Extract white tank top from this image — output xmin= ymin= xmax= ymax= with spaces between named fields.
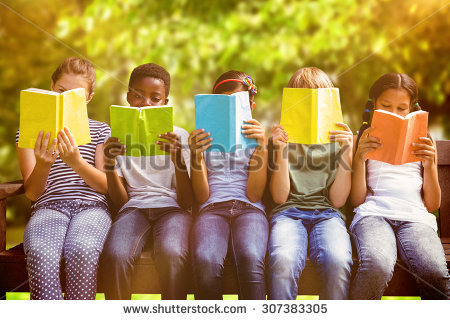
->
xmin=350 ymin=159 xmax=437 ymax=232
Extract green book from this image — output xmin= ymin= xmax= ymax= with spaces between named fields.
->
xmin=110 ymin=105 xmax=173 ymax=157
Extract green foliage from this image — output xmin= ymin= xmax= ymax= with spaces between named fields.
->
xmin=1 ymin=0 xmax=449 ymax=222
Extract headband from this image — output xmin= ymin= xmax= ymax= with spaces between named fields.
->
xmin=213 ymin=76 xmax=258 ymax=95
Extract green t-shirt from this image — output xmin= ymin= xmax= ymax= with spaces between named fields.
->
xmin=268 ymin=140 xmax=343 ymax=219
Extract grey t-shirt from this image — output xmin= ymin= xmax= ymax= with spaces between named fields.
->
xmin=116 ymin=126 xmax=190 ymax=213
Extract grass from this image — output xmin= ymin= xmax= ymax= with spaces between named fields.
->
xmin=5 ymin=293 xmax=420 ymax=300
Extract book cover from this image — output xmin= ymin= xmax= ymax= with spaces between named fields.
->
xmin=280 ymin=88 xmax=343 ymax=144
xmin=110 ymin=105 xmax=173 ymax=157
xmin=18 ymin=88 xmax=90 ymax=149
xmin=367 ymin=109 xmax=428 ymax=165
xmin=194 ymin=91 xmax=257 ymax=152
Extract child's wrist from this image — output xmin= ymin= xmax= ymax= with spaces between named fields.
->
xmin=191 ymin=151 xmax=203 ymax=163
xmin=104 ymin=159 xmax=116 ymax=171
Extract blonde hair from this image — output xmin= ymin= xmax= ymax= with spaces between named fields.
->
xmin=287 ymin=67 xmax=334 ymax=89
xmin=51 ymin=57 xmax=96 ymax=95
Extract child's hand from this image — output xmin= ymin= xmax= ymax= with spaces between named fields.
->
xmin=156 ymin=132 xmax=184 ymax=164
xmin=57 ymin=127 xmax=83 ymax=168
xmin=34 ymin=131 xmax=59 ymax=168
xmin=412 ymin=137 xmax=436 ymax=169
xmin=104 ymin=137 xmax=125 ymax=170
xmin=242 ymin=119 xmax=267 ymax=147
xmin=329 ymin=123 xmax=353 ymax=153
xmin=270 ymin=125 xmax=288 ymax=149
xmin=188 ymin=129 xmax=212 ymax=160
xmin=354 ymin=127 xmax=382 ymax=162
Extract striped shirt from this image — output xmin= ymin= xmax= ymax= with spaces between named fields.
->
xmin=16 ymin=119 xmax=110 ymax=208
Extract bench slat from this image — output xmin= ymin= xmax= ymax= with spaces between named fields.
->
xmin=0 ymin=181 xmax=24 ymax=200
xmin=437 ymin=140 xmax=450 ymax=165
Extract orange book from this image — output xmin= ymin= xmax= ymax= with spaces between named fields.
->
xmin=367 ymin=109 xmax=428 ymax=165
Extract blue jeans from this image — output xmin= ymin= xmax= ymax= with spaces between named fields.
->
xmin=268 ymin=207 xmax=352 ymax=300
xmin=349 ymin=216 xmax=450 ymax=299
xmin=190 ymin=200 xmax=269 ymax=299
xmin=100 ymin=207 xmax=192 ymax=300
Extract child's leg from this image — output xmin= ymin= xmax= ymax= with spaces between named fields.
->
xmin=23 ymin=207 xmax=70 ymax=300
xmin=267 ymin=210 xmax=308 ymax=300
xmin=396 ymin=221 xmax=450 ymax=299
xmin=349 ymin=216 xmax=397 ymax=299
xmin=308 ymin=210 xmax=352 ymax=299
xmin=190 ymin=205 xmax=230 ymax=300
xmin=229 ymin=206 xmax=268 ymax=300
xmin=63 ymin=203 xmax=111 ymax=300
xmin=151 ymin=208 xmax=192 ymax=300
xmin=99 ymin=208 xmax=151 ymax=300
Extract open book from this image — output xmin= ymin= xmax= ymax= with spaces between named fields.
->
xmin=367 ymin=109 xmax=428 ymax=165
xmin=280 ymin=88 xmax=343 ymax=144
xmin=194 ymin=91 xmax=257 ymax=152
xmin=110 ymin=105 xmax=173 ymax=157
xmin=18 ymin=88 xmax=91 ymax=148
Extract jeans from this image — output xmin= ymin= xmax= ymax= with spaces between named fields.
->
xmin=100 ymin=207 xmax=192 ymax=300
xmin=268 ymin=207 xmax=352 ymax=300
xmin=190 ymin=200 xmax=269 ymax=300
xmin=349 ymin=216 xmax=450 ymax=299
xmin=24 ymin=200 xmax=111 ymax=300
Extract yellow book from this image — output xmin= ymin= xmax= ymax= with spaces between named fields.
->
xmin=280 ymin=88 xmax=343 ymax=144
xmin=18 ymin=88 xmax=91 ymax=149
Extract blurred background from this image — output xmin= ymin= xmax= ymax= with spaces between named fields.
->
xmin=1 ymin=0 xmax=450 ymax=239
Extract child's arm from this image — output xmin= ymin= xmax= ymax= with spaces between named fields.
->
xmin=188 ymin=129 xmax=211 ymax=205
xmin=57 ymin=127 xmax=108 ymax=194
xmin=269 ymin=125 xmax=290 ymax=204
xmin=328 ymin=123 xmax=353 ymax=208
xmin=17 ymin=131 xmax=59 ymax=201
xmin=104 ymin=137 xmax=129 ymax=208
xmin=157 ymin=132 xmax=194 ymax=209
xmin=413 ymin=136 xmax=441 ymax=212
xmin=350 ymin=127 xmax=382 ymax=207
xmin=242 ymin=119 xmax=267 ymax=202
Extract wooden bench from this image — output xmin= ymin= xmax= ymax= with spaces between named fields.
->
xmin=1 ymin=141 xmax=449 ymax=299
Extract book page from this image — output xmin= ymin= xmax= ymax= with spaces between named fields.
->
xmin=317 ymin=88 xmax=344 ymax=144
xmin=233 ymin=91 xmax=257 ymax=151
xmin=110 ymin=105 xmax=140 ymax=156
xmin=195 ymin=94 xmax=232 ymax=152
xmin=367 ymin=110 xmax=408 ymax=165
xmin=140 ymin=106 xmax=173 ymax=156
xmin=18 ymin=89 xmax=59 ymax=149
xmin=401 ymin=111 xmax=428 ymax=164
xmin=280 ymin=88 xmax=315 ymax=144
xmin=61 ymin=88 xmax=91 ymax=146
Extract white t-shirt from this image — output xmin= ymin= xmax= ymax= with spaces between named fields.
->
xmin=116 ymin=126 xmax=190 ymax=213
xmin=350 ymin=159 xmax=438 ymax=232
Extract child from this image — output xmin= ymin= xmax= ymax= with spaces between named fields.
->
xmin=189 ymin=71 xmax=268 ymax=299
xmin=16 ymin=57 xmax=111 ymax=300
xmin=267 ymin=67 xmax=353 ymax=300
xmin=349 ymin=72 xmax=450 ymax=299
xmin=100 ymin=63 xmax=193 ymax=300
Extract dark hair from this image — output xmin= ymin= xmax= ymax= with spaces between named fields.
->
xmin=213 ymin=70 xmax=256 ymax=103
xmin=356 ymin=73 xmax=423 ymax=195
xmin=51 ymin=57 xmax=96 ymax=95
xmin=128 ymin=63 xmax=170 ymax=96
xmin=356 ymin=73 xmax=421 ymax=146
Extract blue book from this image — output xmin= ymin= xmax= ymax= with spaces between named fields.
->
xmin=194 ymin=91 xmax=257 ymax=152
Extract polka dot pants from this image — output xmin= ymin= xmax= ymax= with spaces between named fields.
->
xmin=23 ymin=200 xmax=111 ymax=300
